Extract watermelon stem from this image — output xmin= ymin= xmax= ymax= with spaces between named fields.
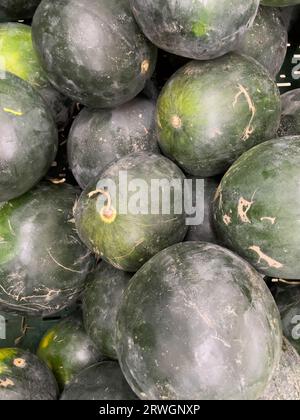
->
xmin=88 ymin=189 xmax=116 ymax=223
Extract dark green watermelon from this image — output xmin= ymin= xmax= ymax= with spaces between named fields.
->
xmin=156 ymin=53 xmax=281 ymax=177
xmin=0 ymin=23 xmax=73 ymax=129
xmin=260 ymin=339 xmax=300 ymax=400
xmin=0 ymin=72 xmax=58 ymax=202
xmin=82 ymin=263 xmax=132 ymax=359
xmin=0 ymin=348 xmax=58 ymax=400
xmin=0 ymin=0 xmax=41 ymax=22
xmin=37 ymin=315 xmax=103 ymax=391
xmin=130 ymin=0 xmax=259 ymax=60
xmin=0 ymin=305 xmax=79 ymax=353
xmin=235 ymin=6 xmax=287 ymax=78
xmin=278 ymin=89 xmax=300 ymax=136
xmin=116 ymin=242 xmax=282 ymax=400
xmin=262 ymin=1 xmax=300 ymax=6
xmin=213 ymin=136 xmax=300 ymax=280
xmin=0 ymin=183 xmax=94 ymax=317
xmin=75 ymin=152 xmax=188 ymax=272
xmin=68 ymin=97 xmax=159 ymax=189
xmin=60 ymin=361 xmax=137 ymax=400
xmin=272 ymin=283 xmax=300 ymax=354
xmin=185 ymin=177 xmax=219 ymax=243
xmin=32 ymin=0 xmax=157 ymax=108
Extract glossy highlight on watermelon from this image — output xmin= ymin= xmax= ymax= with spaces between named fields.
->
xmin=0 ymin=72 xmax=58 ymax=202
xmin=156 ymin=53 xmax=281 ymax=177
xmin=0 ymin=183 xmax=94 ymax=317
xmin=75 ymin=152 xmax=188 ymax=272
xmin=0 ymin=348 xmax=58 ymax=400
xmin=68 ymin=97 xmax=159 ymax=189
xmin=60 ymin=361 xmax=137 ymax=400
xmin=32 ymin=0 xmax=157 ymax=108
xmin=37 ymin=315 xmax=103 ymax=390
xmin=130 ymin=0 xmax=259 ymax=60
xmin=116 ymin=242 xmax=282 ymax=400
xmin=82 ymin=262 xmax=132 ymax=359
xmin=213 ymin=136 xmax=300 ymax=279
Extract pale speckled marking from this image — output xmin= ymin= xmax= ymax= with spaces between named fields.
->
xmin=0 ymin=378 xmax=14 ymax=388
xmin=249 ymin=246 xmax=283 ymax=269
xmin=223 ymin=214 xmax=232 ymax=225
xmin=238 ymin=197 xmax=254 ymax=223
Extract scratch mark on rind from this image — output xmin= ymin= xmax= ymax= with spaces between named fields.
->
xmin=249 ymin=245 xmax=283 ymax=269
xmin=47 ymin=249 xmax=83 ymax=274
xmin=260 ymin=217 xmax=276 ymax=225
xmin=233 ymin=84 xmax=256 ymax=141
xmin=0 ymin=378 xmax=14 ymax=388
xmin=238 ymin=197 xmax=254 ymax=223
xmin=223 ymin=214 xmax=232 ymax=225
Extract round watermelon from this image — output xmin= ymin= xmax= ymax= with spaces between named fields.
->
xmin=0 ymin=0 xmax=41 ymax=22
xmin=156 ymin=53 xmax=281 ymax=177
xmin=68 ymin=97 xmax=159 ymax=189
xmin=0 ymin=23 xmax=73 ymax=128
xmin=0 ymin=348 xmax=58 ymax=400
xmin=130 ymin=0 xmax=259 ymax=60
xmin=278 ymin=89 xmax=300 ymax=136
xmin=32 ymin=0 xmax=157 ymax=108
xmin=235 ymin=6 xmax=287 ymax=78
xmin=82 ymin=262 xmax=132 ymax=359
xmin=37 ymin=315 xmax=103 ymax=390
xmin=0 ymin=72 xmax=58 ymax=202
xmin=75 ymin=152 xmax=188 ymax=272
xmin=213 ymin=136 xmax=300 ymax=280
xmin=0 ymin=183 xmax=94 ymax=317
xmin=273 ymin=283 xmax=300 ymax=354
xmin=116 ymin=242 xmax=282 ymax=400
xmin=60 ymin=361 xmax=137 ymax=400
xmin=260 ymin=339 xmax=300 ymax=400
xmin=184 ymin=177 xmax=219 ymax=243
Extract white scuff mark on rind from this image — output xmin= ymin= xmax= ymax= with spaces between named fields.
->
xmin=170 ymin=115 xmax=182 ymax=129
xmin=260 ymin=217 xmax=276 ymax=225
xmin=249 ymin=246 xmax=283 ymax=269
xmin=233 ymin=84 xmax=256 ymax=141
xmin=238 ymin=197 xmax=254 ymax=223
xmin=223 ymin=214 xmax=232 ymax=225
xmin=0 ymin=378 xmax=14 ymax=388
xmin=214 ymin=185 xmax=223 ymax=210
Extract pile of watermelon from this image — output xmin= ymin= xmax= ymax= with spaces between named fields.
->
xmin=0 ymin=0 xmax=300 ymax=401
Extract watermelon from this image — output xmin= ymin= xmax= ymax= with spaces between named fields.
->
xmin=82 ymin=262 xmax=132 ymax=359
xmin=0 ymin=0 xmax=41 ymax=22
xmin=0 ymin=183 xmax=94 ymax=317
xmin=213 ymin=136 xmax=300 ymax=280
xmin=0 ymin=305 xmax=78 ymax=353
xmin=0 ymin=348 xmax=58 ymax=400
xmin=185 ymin=177 xmax=219 ymax=243
xmin=156 ymin=53 xmax=281 ymax=177
xmin=32 ymin=0 xmax=157 ymax=108
xmin=0 ymin=23 xmax=73 ymax=128
xmin=235 ymin=6 xmax=287 ymax=78
xmin=0 ymin=72 xmax=58 ymax=202
xmin=37 ymin=315 xmax=103 ymax=391
xmin=116 ymin=242 xmax=282 ymax=400
xmin=278 ymin=89 xmax=300 ymax=136
xmin=68 ymin=97 xmax=159 ymax=189
xmin=75 ymin=152 xmax=188 ymax=272
xmin=260 ymin=339 xmax=300 ymax=400
xmin=60 ymin=361 xmax=137 ymax=400
xmin=130 ymin=0 xmax=259 ymax=60
xmin=262 ymin=1 xmax=300 ymax=6
xmin=272 ymin=283 xmax=300 ymax=354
